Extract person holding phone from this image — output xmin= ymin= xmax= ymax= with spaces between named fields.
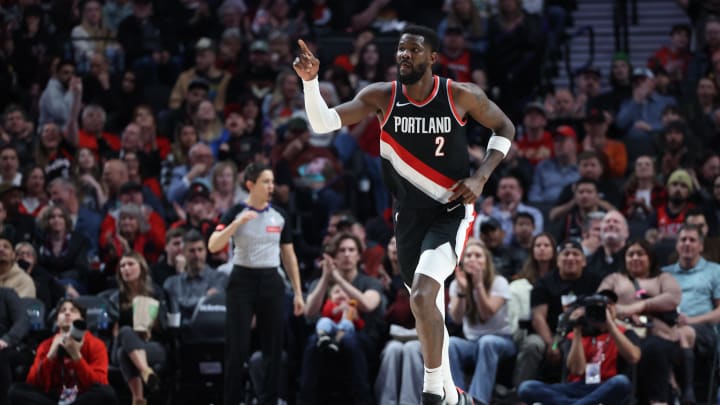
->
xmin=9 ymin=298 xmax=117 ymax=405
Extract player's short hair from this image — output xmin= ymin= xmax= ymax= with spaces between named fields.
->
xmin=400 ymin=24 xmax=440 ymax=53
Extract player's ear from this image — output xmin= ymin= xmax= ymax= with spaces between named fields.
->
xmin=430 ymin=51 xmax=438 ymax=64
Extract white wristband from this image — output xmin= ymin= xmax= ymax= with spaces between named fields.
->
xmin=487 ymin=134 xmax=511 ymax=158
xmin=302 ymin=77 xmax=342 ymax=134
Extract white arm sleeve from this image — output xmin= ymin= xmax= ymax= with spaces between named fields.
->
xmin=302 ymin=78 xmax=342 ymax=134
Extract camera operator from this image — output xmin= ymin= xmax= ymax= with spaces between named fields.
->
xmin=518 ymin=290 xmax=641 ymax=404
xmin=514 ymin=239 xmax=603 ymax=385
xmin=8 ymin=298 xmax=117 ymax=405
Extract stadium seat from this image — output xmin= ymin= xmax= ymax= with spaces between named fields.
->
xmin=176 ymin=292 xmax=227 ymax=404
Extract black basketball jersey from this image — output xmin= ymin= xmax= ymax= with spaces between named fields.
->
xmin=380 ymin=76 xmax=469 ymax=208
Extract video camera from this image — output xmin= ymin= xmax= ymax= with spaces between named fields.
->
xmin=581 ymin=294 xmax=610 ymax=324
xmin=558 ymin=292 xmax=615 ymax=337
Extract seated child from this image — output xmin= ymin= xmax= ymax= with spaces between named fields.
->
xmin=316 ymin=280 xmax=365 ymax=352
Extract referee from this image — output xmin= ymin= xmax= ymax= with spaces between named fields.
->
xmin=208 ymin=163 xmax=305 ymax=405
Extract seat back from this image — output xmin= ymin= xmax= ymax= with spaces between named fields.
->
xmin=178 ymin=293 xmax=226 ymax=403
xmin=71 ymin=295 xmax=113 ymax=333
xmin=21 ymin=297 xmax=47 ymax=333
xmin=182 ymin=292 xmax=226 ymax=344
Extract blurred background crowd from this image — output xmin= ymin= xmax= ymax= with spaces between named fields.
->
xmin=0 ymin=0 xmax=718 ymax=404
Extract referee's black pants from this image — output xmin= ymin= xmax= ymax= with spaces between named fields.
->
xmin=224 ymin=266 xmax=285 ymax=405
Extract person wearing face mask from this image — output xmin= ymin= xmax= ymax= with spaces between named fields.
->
xmin=14 ymin=242 xmax=73 ymax=311
xmin=8 ymin=299 xmax=116 ymax=405
xmin=0 ymin=237 xmax=35 ymax=298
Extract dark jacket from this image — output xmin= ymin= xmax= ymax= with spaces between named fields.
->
xmin=36 ymin=231 xmax=90 ymax=281
xmin=0 ymin=287 xmax=30 ymax=346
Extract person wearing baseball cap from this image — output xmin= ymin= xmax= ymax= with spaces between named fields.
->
xmin=517 ymin=101 xmax=553 ymax=166
xmin=582 ymin=108 xmax=627 ymax=179
xmin=527 ymin=125 xmax=580 ymax=204
xmin=616 ymin=63 xmax=677 ymax=151
xmin=169 ymin=37 xmax=232 ymax=113
xmin=519 ymin=280 xmax=640 ymax=405
xmin=476 ymin=216 xmax=525 ymax=278
xmin=169 ymin=180 xmax=219 ymax=248
xmin=575 ymin=65 xmax=602 ymax=114
xmin=652 ymin=169 xmax=695 ymax=240
xmin=513 ymin=236 xmax=603 ymax=385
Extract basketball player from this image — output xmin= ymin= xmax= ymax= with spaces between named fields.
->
xmin=293 ymin=25 xmax=515 ymax=405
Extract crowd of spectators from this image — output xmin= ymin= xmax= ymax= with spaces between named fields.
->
xmin=0 ymin=0 xmax=719 ymax=404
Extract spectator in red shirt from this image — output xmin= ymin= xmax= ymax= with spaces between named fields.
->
xmin=332 ymin=30 xmax=375 ymax=73
xmin=516 ymin=102 xmax=553 ymax=166
xmin=77 ymin=105 xmax=120 ymax=161
xmin=101 ymin=202 xmax=163 ymax=267
xmin=648 ymin=24 xmax=692 ymax=86
xmin=518 ymin=290 xmax=640 ymax=405
xmin=9 ymin=298 xmax=117 ymax=405
xmin=315 ymin=279 xmax=366 ymax=352
xmin=437 ymin=26 xmax=485 ymax=85
xmin=100 ymin=182 xmax=166 ymax=265
xmin=650 ymin=169 xmax=696 ymax=240
xmin=122 ymin=152 xmax=162 ymax=200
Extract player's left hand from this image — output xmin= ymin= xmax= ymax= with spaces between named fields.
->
xmin=449 ymin=177 xmax=486 ymax=205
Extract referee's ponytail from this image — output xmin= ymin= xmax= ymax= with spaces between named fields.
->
xmin=242 ymin=163 xmax=272 ymax=191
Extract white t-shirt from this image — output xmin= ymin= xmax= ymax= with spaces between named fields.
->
xmin=635 ymin=189 xmax=651 ymax=208
xmin=508 ymin=278 xmax=533 ymax=335
xmin=449 ymin=275 xmax=511 ymax=340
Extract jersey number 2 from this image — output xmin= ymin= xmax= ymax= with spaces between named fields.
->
xmin=435 ymin=136 xmax=445 ymax=157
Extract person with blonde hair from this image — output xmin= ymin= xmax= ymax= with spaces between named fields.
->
xmin=448 ymin=238 xmax=514 ymax=404
xmin=71 ymin=0 xmax=122 ymax=73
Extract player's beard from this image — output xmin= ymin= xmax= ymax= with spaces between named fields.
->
xmin=398 ymin=62 xmax=428 ymax=85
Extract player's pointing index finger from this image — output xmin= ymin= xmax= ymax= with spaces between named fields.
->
xmin=297 ymin=39 xmax=312 ymax=56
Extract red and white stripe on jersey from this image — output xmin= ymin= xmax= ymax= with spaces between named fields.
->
xmin=380 ymin=81 xmax=397 ymax=127
xmin=454 ymin=204 xmax=476 ymax=264
xmin=402 ymin=76 xmax=440 ymax=106
xmin=380 ymin=130 xmax=456 ymax=203
xmin=446 ymin=79 xmax=468 ymax=126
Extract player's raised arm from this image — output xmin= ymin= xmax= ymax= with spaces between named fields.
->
xmin=293 ymin=39 xmax=382 ymax=133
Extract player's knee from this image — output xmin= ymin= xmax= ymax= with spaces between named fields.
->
xmin=410 ymin=288 xmax=435 ymax=317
